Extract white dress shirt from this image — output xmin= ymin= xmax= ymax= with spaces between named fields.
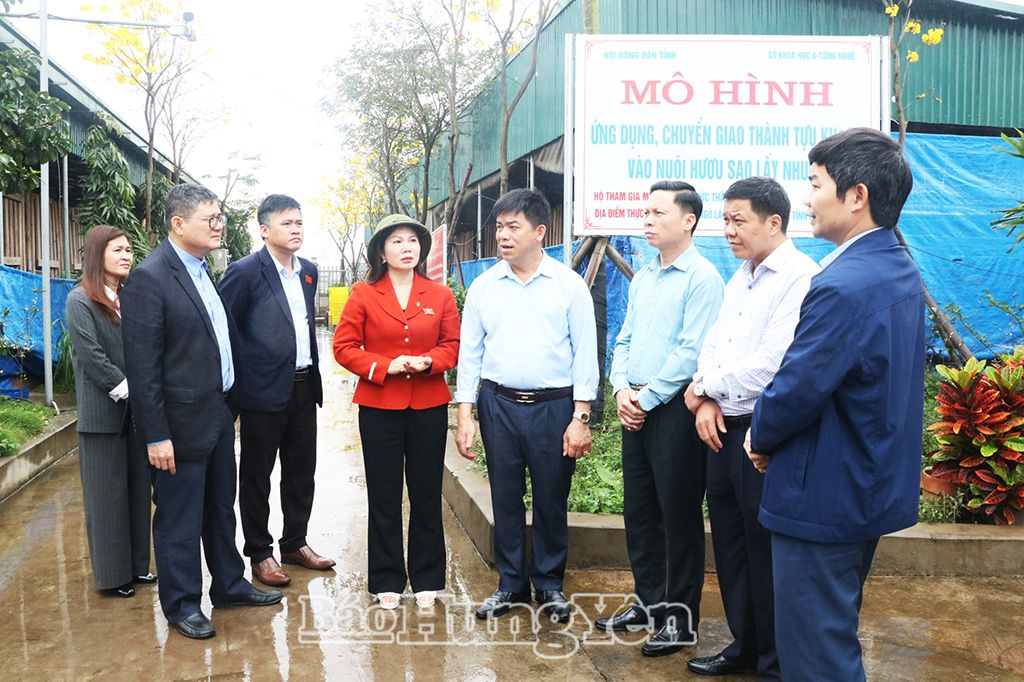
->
xmin=276 ymin=256 xmax=313 ymax=369
xmin=695 ymin=238 xmax=821 ymax=416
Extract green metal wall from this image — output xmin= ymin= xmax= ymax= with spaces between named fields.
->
xmin=67 ymin=110 xmax=152 ymax=187
xmin=599 ymin=0 xmax=1023 ymax=128
xmin=426 ymin=0 xmax=1024 ymax=205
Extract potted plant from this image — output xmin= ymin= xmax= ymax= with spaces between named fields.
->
xmin=921 ymin=370 xmax=959 ymax=497
xmin=927 ymin=349 xmax=1024 ymax=525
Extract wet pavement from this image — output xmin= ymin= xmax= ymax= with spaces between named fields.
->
xmin=1 ymin=336 xmax=1022 ymax=681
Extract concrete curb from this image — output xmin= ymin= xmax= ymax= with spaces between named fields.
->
xmin=441 ymin=432 xmax=1024 ymax=577
xmin=0 ymin=410 xmax=78 ymax=504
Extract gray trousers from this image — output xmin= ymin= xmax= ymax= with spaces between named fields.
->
xmin=78 ymin=431 xmax=152 ymax=589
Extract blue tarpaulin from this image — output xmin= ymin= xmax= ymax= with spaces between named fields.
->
xmin=454 ymin=132 xmax=1024 ymax=365
xmin=0 ymin=266 xmax=76 ymax=378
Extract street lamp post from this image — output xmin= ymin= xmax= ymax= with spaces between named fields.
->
xmin=0 ymin=5 xmax=195 ymax=406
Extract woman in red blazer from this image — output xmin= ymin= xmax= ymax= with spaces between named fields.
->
xmin=333 ymin=214 xmax=460 ymax=611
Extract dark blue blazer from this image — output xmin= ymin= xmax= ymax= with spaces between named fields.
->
xmin=219 ymin=246 xmax=323 ymax=412
xmin=750 ymin=228 xmax=925 ymax=543
xmin=122 ymin=239 xmax=242 ymax=460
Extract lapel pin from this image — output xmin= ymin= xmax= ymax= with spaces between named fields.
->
xmin=423 ymin=307 xmax=435 ymax=315
xmin=304 ymin=275 xmax=313 ymax=284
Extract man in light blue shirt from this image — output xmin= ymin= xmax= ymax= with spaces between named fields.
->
xmin=455 ymin=188 xmax=598 ymax=624
xmin=597 ymin=181 xmax=724 ymax=657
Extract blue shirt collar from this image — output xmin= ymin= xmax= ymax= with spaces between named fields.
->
xmin=496 ymin=253 xmax=557 ymax=283
xmin=645 ymin=244 xmax=698 ymax=273
xmin=169 ymin=239 xmax=206 ymax=277
xmin=275 ymin=254 xmax=299 ymax=278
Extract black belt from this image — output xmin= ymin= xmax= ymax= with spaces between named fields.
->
xmin=722 ymin=413 xmax=752 ymax=428
xmin=481 ymin=379 xmax=573 ymax=404
xmin=295 ymin=367 xmax=311 ymax=381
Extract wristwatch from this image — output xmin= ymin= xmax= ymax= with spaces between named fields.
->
xmin=693 ymin=378 xmax=706 ymax=398
xmin=573 ymin=411 xmax=591 ymax=424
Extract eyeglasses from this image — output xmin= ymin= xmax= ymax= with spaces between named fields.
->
xmin=193 ymin=214 xmax=226 ymax=229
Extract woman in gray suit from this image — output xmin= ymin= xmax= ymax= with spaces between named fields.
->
xmin=66 ymin=225 xmax=155 ymax=597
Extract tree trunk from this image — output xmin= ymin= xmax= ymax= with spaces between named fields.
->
xmin=145 ymin=139 xmax=154 ymax=242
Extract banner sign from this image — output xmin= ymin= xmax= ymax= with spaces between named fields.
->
xmin=427 ymin=225 xmax=447 ymax=283
xmin=573 ymin=35 xmax=888 ymax=237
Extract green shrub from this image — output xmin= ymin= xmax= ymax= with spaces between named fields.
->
xmin=53 ymin=324 xmax=76 ymax=395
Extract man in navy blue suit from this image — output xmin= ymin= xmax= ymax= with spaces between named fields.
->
xmin=220 ymin=195 xmax=333 ymax=588
xmin=122 ymin=184 xmax=283 ymax=640
xmin=746 ymin=128 xmax=924 ymax=681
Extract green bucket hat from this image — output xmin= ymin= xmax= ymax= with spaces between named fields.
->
xmin=369 ymin=214 xmax=432 ymax=265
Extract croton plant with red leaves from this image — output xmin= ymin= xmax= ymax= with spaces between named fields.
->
xmin=928 ymin=348 xmax=1024 ymax=525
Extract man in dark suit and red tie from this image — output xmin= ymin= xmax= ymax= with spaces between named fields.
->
xmin=220 ymin=194 xmax=334 ymax=588
xmin=121 ymin=184 xmax=283 ymax=640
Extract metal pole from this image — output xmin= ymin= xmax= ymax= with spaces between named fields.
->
xmin=62 ymin=155 xmax=70 ymax=276
xmin=562 ymin=34 xmax=575 ymax=266
xmin=476 ymin=186 xmax=482 ymax=259
xmin=529 ymin=156 xmax=535 ymax=189
xmin=39 ymin=0 xmax=53 ymax=405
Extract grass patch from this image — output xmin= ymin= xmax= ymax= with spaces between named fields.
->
xmin=0 ymin=397 xmax=53 ymax=457
xmin=919 ymin=491 xmax=963 ymax=524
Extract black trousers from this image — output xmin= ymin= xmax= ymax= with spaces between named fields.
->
xmin=477 ymin=384 xmax=576 ymax=593
xmin=707 ymin=413 xmax=778 ymax=680
xmin=151 ymin=401 xmax=250 ymax=622
xmin=621 ymin=390 xmax=706 ymax=627
xmin=357 ymin=404 xmax=448 ymax=594
xmin=239 ymin=377 xmax=318 ymax=562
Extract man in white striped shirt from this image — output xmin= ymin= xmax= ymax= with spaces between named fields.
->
xmin=683 ymin=176 xmax=819 ymax=680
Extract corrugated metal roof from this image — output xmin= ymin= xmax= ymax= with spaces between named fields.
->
xmin=426 ymin=0 xmax=1024 ymax=205
xmin=0 ymin=18 xmax=199 ymax=187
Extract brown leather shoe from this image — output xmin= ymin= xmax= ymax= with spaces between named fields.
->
xmin=281 ymin=545 xmax=336 ymax=570
xmin=252 ymin=557 xmax=291 ymax=587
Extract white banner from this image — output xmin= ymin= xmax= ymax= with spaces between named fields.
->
xmin=572 ymin=35 xmax=888 ymax=237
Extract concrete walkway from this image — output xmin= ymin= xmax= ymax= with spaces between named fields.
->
xmin=0 ymin=344 xmax=1021 ymax=680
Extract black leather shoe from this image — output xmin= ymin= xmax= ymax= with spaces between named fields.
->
xmin=213 ymin=587 xmax=284 ymax=608
xmin=172 ymin=612 xmax=215 ymax=639
xmin=105 ymin=582 xmax=135 ymax=598
xmin=535 ymin=590 xmax=572 ymax=623
xmin=474 ymin=589 xmax=531 ymax=619
xmin=641 ymin=621 xmax=696 ymax=657
xmin=687 ymin=653 xmax=757 ymax=676
xmin=134 ymin=573 xmax=158 ymax=584
xmin=595 ymin=604 xmax=654 ymax=632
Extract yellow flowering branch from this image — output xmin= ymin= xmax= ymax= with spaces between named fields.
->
xmin=882 ymin=0 xmax=947 ymax=147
